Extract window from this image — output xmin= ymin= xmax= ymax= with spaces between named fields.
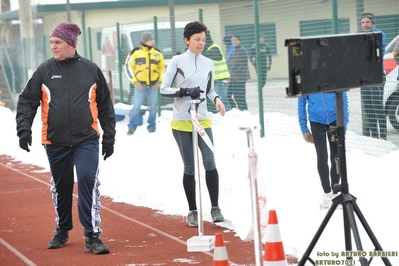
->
xmin=225 ymin=23 xmax=277 ymax=55
xmin=300 ymin=18 xmax=350 ymax=36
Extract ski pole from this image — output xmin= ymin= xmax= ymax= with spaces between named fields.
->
xmin=189 ymin=99 xmax=205 ymax=237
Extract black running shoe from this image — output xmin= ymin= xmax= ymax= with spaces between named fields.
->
xmin=211 ymin=206 xmax=224 ymax=223
xmin=85 ymin=234 xmax=110 ymax=255
xmin=47 ymin=229 xmax=69 ymax=249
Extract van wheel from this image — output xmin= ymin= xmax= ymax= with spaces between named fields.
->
xmin=386 ymin=92 xmax=399 ymax=131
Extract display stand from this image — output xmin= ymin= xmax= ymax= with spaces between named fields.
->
xmin=186 ymin=99 xmax=215 ymax=252
xmin=284 ymin=32 xmax=391 ymax=266
xmin=298 ymin=92 xmax=391 ymax=266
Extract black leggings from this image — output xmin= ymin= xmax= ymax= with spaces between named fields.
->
xmin=172 ymin=129 xmax=219 ymax=210
xmin=310 ymin=121 xmax=340 ymax=193
xmin=172 ymin=128 xmax=216 ymax=175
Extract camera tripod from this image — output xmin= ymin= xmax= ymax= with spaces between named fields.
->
xmin=298 ymin=91 xmax=391 ymax=266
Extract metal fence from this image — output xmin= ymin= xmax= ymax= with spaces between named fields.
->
xmin=1 ymin=0 xmax=399 ymax=153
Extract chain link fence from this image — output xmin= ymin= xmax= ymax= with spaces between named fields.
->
xmin=1 ymin=0 xmax=399 ymax=153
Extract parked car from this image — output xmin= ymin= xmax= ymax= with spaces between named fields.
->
xmin=383 ymin=34 xmax=399 ymax=131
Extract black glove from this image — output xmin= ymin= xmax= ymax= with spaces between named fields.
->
xmin=179 ymin=87 xmax=203 ymax=99
xmin=102 ymin=143 xmax=114 ymax=161
xmin=19 ymin=131 xmax=32 ymax=152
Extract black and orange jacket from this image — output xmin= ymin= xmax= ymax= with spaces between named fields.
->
xmin=16 ymin=53 xmax=116 ymax=146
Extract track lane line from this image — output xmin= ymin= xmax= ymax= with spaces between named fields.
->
xmin=0 ymin=161 xmax=239 ymax=265
xmin=0 ymin=237 xmax=37 ymax=266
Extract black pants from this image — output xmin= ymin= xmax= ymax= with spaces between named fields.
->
xmin=45 ymin=136 xmax=102 ymax=236
xmin=361 ymin=85 xmax=387 ymax=140
xmin=257 ymin=67 xmax=268 ymax=88
xmin=227 ymin=80 xmax=248 ymax=111
xmin=310 ymin=121 xmax=340 ymax=194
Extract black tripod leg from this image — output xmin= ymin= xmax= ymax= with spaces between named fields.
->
xmin=342 ymin=201 xmax=368 ymax=266
xmin=333 ymin=194 xmax=354 ymax=257
xmin=353 ymin=201 xmax=392 ymax=266
xmin=342 ymin=202 xmax=353 ymax=256
xmin=298 ymin=204 xmax=338 ymax=266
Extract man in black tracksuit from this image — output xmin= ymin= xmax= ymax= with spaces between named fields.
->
xmin=16 ymin=22 xmax=116 ymax=255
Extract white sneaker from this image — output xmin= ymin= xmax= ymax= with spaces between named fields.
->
xmin=320 ymin=192 xmax=333 ymax=210
xmin=321 ymin=192 xmax=343 ymax=210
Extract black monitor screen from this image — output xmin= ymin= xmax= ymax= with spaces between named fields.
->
xmin=285 ymin=32 xmax=383 ymax=96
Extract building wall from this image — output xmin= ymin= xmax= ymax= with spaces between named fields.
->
xmin=38 ymin=0 xmax=399 ymax=80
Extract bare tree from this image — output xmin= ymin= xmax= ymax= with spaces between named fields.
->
xmin=1 ymin=0 xmax=11 ymax=44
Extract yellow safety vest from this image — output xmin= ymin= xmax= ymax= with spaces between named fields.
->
xmin=207 ymin=43 xmax=230 ymax=80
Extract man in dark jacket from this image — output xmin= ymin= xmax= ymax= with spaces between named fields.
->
xmin=227 ymin=34 xmax=250 ymax=110
xmin=16 ymin=22 xmax=116 ymax=255
xmin=250 ymin=33 xmax=272 ymax=88
xmin=359 ymin=12 xmax=387 ymax=140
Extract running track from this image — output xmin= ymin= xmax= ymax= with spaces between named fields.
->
xmin=0 ymin=155 xmax=297 ymax=265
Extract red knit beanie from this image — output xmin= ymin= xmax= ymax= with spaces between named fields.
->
xmin=50 ymin=22 xmax=81 ymax=48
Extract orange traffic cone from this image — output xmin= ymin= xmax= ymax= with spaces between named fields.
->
xmin=263 ymin=210 xmax=287 ymax=266
xmin=213 ymin=232 xmax=229 ymax=266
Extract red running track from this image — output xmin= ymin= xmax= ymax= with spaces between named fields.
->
xmin=0 ymin=154 xmax=297 ymax=265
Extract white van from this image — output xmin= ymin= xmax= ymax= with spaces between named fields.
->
xmin=100 ymin=21 xmax=188 ymax=103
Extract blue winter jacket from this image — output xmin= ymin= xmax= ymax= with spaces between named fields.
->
xmin=298 ymin=92 xmax=349 ymax=134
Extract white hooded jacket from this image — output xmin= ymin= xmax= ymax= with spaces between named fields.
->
xmin=160 ymin=49 xmax=219 ymax=131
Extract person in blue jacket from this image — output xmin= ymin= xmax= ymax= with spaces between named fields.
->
xmin=298 ymin=92 xmax=349 ymax=209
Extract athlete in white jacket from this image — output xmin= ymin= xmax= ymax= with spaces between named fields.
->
xmin=160 ymin=21 xmax=226 ymax=227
